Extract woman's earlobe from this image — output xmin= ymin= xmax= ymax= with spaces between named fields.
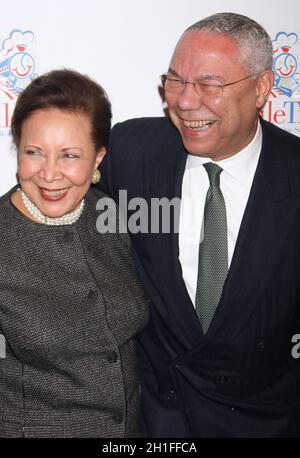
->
xmin=96 ymin=146 xmax=107 ymax=167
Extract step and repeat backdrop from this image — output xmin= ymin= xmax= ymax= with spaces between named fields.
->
xmin=1 ymin=0 xmax=300 ymax=194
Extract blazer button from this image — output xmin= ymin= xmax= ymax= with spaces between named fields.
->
xmin=87 ymin=289 xmax=98 ymax=301
xmin=257 ymin=341 xmax=265 ymax=350
xmin=107 ymin=352 xmax=118 ymax=363
xmin=217 ymin=375 xmax=228 ymax=383
xmin=113 ymin=411 xmax=123 ymax=424
xmin=63 ymin=229 xmax=74 ymax=242
xmin=167 ymin=389 xmax=176 ymax=400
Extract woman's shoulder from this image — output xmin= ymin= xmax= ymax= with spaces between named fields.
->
xmin=83 ymin=185 xmax=118 ymax=226
xmin=87 ymin=185 xmax=110 ymax=201
xmin=0 ymin=185 xmax=18 ymax=209
xmin=85 ymin=186 xmax=115 ymax=211
xmin=0 ymin=186 xmax=20 ymax=237
xmin=82 ymin=186 xmax=130 ymax=245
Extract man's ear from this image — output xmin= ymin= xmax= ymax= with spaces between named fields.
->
xmin=256 ymin=70 xmax=274 ymax=109
xmin=95 ymin=146 xmax=107 ymax=169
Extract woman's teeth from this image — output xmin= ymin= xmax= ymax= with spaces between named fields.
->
xmin=42 ymin=189 xmax=67 ymax=196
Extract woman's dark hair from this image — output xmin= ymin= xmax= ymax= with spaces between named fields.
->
xmin=11 ymin=68 xmax=112 ymax=151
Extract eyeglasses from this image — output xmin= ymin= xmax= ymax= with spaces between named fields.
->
xmin=160 ymin=72 xmax=258 ymax=99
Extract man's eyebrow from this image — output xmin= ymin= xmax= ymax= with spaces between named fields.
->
xmin=199 ymin=74 xmax=226 ymax=82
xmin=167 ymin=68 xmax=226 ymax=82
xmin=168 ymin=68 xmax=180 ymax=77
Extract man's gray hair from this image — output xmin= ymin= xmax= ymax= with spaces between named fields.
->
xmin=185 ymin=12 xmax=273 ymax=74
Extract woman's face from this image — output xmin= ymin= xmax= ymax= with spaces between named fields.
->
xmin=18 ymin=108 xmax=105 ymax=218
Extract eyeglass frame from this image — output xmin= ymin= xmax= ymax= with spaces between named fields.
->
xmin=160 ymin=72 xmax=259 ymax=97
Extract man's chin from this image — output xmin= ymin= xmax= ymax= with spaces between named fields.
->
xmin=182 ymin=141 xmax=216 ymax=159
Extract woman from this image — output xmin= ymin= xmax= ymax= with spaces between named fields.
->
xmin=0 ymin=69 xmax=148 ymax=438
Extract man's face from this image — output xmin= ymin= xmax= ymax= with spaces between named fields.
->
xmin=165 ymin=31 xmax=269 ymax=160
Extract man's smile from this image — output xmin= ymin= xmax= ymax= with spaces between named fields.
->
xmin=183 ymin=120 xmax=216 ymax=131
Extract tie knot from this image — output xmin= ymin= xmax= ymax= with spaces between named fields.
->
xmin=203 ymin=162 xmax=223 ymax=187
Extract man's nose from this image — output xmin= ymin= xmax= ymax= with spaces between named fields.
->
xmin=177 ymin=81 xmax=204 ymax=111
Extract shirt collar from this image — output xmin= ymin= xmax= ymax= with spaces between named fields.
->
xmin=186 ymin=121 xmax=262 ymax=186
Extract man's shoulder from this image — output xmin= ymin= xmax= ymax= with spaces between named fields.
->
xmin=114 ymin=116 xmax=171 ymax=130
xmin=104 ymin=117 xmax=183 ymax=194
xmin=261 ymin=121 xmax=300 ymax=196
xmin=261 ymin=118 xmax=300 ymax=154
xmin=112 ymin=116 xmax=179 ymax=144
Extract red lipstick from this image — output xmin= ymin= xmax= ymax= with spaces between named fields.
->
xmin=39 ymin=188 xmax=68 ymax=202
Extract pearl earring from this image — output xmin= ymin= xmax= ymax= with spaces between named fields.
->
xmin=91 ymin=169 xmax=100 ymax=184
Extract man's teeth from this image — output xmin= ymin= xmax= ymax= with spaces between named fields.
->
xmin=184 ymin=120 xmax=213 ymax=129
xmin=42 ymin=189 xmax=67 ymax=196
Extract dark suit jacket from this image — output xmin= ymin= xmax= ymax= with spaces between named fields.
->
xmin=100 ymin=117 xmax=300 ymax=438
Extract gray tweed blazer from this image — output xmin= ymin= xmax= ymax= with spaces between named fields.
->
xmin=0 ymin=186 xmax=149 ymax=438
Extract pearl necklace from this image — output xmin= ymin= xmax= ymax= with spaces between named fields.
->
xmin=20 ymin=190 xmax=84 ymax=225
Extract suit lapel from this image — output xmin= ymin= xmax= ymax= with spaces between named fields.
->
xmin=207 ymin=121 xmax=297 ymax=340
xmin=147 ymin=130 xmax=204 ymax=346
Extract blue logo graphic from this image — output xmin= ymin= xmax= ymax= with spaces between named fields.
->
xmin=0 ymin=29 xmax=37 ymax=101
xmin=272 ymin=32 xmax=300 ymax=98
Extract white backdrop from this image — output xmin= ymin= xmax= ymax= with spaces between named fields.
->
xmin=1 ymin=0 xmax=300 ymax=194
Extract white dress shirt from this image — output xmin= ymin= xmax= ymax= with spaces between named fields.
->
xmin=179 ymin=122 xmax=262 ymax=306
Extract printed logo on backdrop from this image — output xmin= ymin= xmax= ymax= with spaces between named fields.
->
xmin=261 ymin=32 xmax=300 ymax=136
xmin=0 ymin=29 xmax=37 ymax=137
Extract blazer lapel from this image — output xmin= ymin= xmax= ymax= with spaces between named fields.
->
xmin=207 ymin=122 xmax=297 ymax=340
xmin=147 ymin=132 xmax=204 ymax=346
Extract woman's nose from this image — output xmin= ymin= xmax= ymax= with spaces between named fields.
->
xmin=39 ymin=158 xmax=63 ymax=182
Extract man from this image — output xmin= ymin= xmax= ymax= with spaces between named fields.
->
xmin=100 ymin=12 xmax=300 ymax=437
